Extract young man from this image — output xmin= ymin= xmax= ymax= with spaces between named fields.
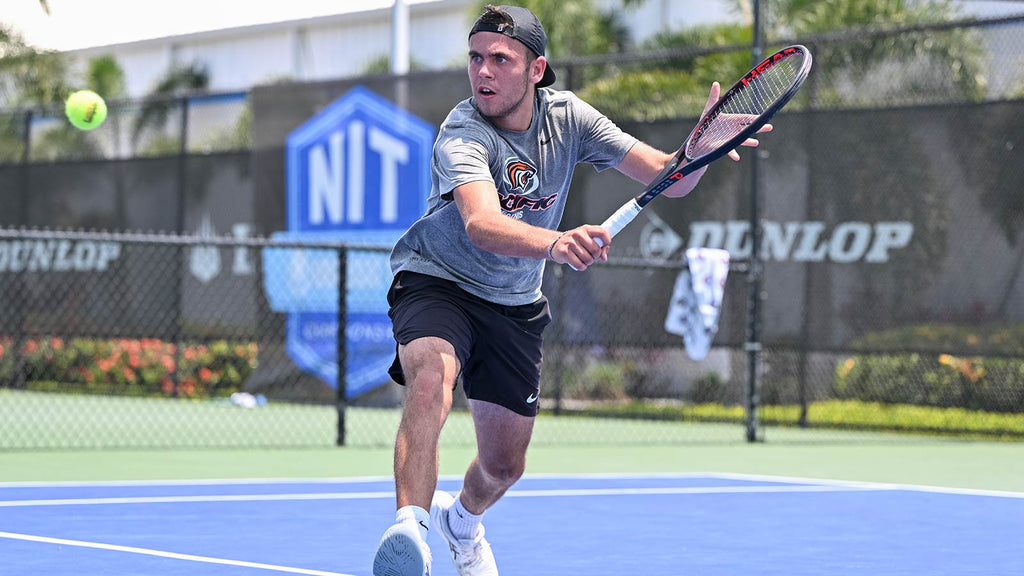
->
xmin=373 ymin=5 xmax=767 ymax=576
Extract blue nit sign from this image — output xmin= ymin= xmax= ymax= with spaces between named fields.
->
xmin=286 ymin=86 xmax=434 ymax=235
xmin=265 ymin=86 xmax=434 ymax=396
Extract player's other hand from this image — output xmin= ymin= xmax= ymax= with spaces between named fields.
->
xmin=700 ymin=82 xmax=774 ymax=161
xmin=549 ymin=225 xmax=610 ymax=271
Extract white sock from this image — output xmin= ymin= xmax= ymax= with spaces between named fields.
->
xmin=447 ymin=494 xmax=483 ymax=541
xmin=396 ymin=505 xmax=430 ymax=541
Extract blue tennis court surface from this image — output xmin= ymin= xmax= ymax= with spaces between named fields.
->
xmin=1 ymin=472 xmax=1021 ymax=575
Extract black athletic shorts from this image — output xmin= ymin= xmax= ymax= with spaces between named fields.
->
xmin=387 ymin=271 xmax=551 ymax=417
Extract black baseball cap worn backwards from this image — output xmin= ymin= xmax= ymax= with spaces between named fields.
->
xmin=469 ymin=5 xmax=557 ymax=88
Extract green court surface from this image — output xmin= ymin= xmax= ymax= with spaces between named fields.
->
xmin=2 ymin=441 xmax=1022 ymax=494
xmin=1 ymin=389 xmax=1021 ymax=492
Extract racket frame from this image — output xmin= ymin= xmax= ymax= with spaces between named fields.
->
xmin=598 ymin=45 xmax=812 ymax=240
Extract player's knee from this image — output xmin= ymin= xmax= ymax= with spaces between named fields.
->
xmin=403 ymin=371 xmax=452 ymax=412
xmin=480 ymin=457 xmax=526 ymax=486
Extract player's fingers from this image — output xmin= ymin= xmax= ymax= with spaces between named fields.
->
xmin=574 ymin=238 xmax=602 ymax=263
xmin=728 ymin=149 xmax=741 ymax=161
xmin=757 ymin=123 xmax=773 ymax=134
xmin=701 ymin=82 xmax=721 ymax=116
xmin=588 ymin=225 xmax=612 ymax=249
xmin=739 ymin=137 xmax=760 ymax=148
xmin=566 ymin=246 xmax=591 ymax=271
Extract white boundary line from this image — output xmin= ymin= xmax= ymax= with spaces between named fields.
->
xmin=0 ymin=483 xmax=888 ymax=508
xmin=0 ymin=491 xmax=395 ymax=508
xmin=702 ymin=472 xmax=1024 ymax=499
xmin=0 ymin=531 xmax=356 ymax=576
xmin=0 ymin=476 xmax=396 ymax=488
xmin=1 ymin=472 xmax=1020 ymax=501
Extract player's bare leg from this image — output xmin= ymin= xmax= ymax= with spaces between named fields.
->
xmin=374 ymin=336 xmax=458 ymax=576
xmin=431 ymin=400 xmax=534 ymax=575
xmin=394 ymin=336 xmax=458 ymax=509
xmin=460 ymin=400 xmax=534 ymax=512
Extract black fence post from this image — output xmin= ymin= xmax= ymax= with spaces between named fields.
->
xmin=797 ymin=42 xmax=822 ymax=429
xmin=171 ymin=96 xmax=191 ymax=396
xmin=745 ymin=0 xmax=765 ymax=443
xmin=12 ymin=110 xmax=33 ymax=390
xmin=336 ymin=245 xmax=348 ymax=446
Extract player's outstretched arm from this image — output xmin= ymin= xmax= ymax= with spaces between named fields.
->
xmin=452 ymin=181 xmax=610 ymax=271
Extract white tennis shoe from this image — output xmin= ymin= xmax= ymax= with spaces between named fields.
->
xmin=430 ymin=490 xmax=498 ymax=576
xmin=373 ymin=521 xmax=432 ymax=576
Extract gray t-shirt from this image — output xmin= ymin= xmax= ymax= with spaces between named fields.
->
xmin=390 ymin=88 xmax=638 ymax=306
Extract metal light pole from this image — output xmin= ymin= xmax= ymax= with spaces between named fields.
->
xmin=391 ymin=0 xmax=410 ymax=110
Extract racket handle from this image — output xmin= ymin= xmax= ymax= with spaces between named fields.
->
xmin=595 ymin=198 xmax=642 ymax=247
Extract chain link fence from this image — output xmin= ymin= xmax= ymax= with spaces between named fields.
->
xmin=0 ymin=229 xmax=762 ymax=449
xmin=1 ymin=225 xmax=1020 ymax=450
xmin=1 ymin=14 xmax=1023 ymax=449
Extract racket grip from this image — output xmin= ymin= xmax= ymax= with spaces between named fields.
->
xmin=595 ymin=198 xmax=642 ymax=247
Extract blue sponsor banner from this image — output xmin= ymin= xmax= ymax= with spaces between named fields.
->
xmin=265 ymin=86 xmax=434 ymax=395
xmin=286 ymin=312 xmax=396 ymax=398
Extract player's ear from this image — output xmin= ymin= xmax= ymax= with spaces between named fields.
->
xmin=531 ymin=56 xmax=548 ymax=85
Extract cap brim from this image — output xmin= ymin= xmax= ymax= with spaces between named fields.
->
xmin=538 ymin=62 xmax=556 ymax=88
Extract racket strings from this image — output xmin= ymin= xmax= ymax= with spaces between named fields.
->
xmin=689 ymin=54 xmax=806 ymax=158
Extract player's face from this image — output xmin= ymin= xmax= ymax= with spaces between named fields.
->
xmin=468 ymin=32 xmax=543 ymax=131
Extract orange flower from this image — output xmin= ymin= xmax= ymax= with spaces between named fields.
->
xmin=199 ymin=367 xmax=213 ymax=382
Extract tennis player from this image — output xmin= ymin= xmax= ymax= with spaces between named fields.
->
xmin=373 ymin=5 xmax=767 ymax=576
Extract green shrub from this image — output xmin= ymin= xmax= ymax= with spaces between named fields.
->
xmin=0 ymin=336 xmax=257 ymax=399
xmin=851 ymin=323 xmax=1024 ymax=355
xmin=834 ymin=323 xmax=1024 ymax=414
xmin=837 ymin=353 xmax=1024 ymax=413
xmin=560 ymin=361 xmax=632 ymax=401
xmin=688 ymin=373 xmax=727 ymax=404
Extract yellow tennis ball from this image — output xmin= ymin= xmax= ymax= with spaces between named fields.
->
xmin=65 ymin=90 xmax=107 ymax=131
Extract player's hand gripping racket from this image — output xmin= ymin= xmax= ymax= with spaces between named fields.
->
xmin=597 ymin=45 xmax=813 ymax=244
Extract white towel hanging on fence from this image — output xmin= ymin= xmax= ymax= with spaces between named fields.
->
xmin=664 ymin=248 xmax=731 ymax=360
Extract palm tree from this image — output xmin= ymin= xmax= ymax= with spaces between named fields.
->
xmin=0 ymin=25 xmax=70 ymax=108
xmin=0 ymin=23 xmax=71 ymax=162
xmin=131 ymin=63 xmax=210 ymax=156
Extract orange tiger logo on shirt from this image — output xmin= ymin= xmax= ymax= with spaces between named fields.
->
xmin=505 ymin=160 xmax=538 ymax=193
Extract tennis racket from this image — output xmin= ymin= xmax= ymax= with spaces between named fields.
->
xmin=597 ymin=45 xmax=813 ymax=243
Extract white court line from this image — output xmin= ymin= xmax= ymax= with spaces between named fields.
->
xmin=2 ymin=472 xmax=1020 ymax=501
xmin=0 ymin=491 xmax=395 ymax=507
xmin=0 ymin=483 xmax=883 ymax=508
xmin=702 ymin=472 xmax=1024 ymax=499
xmin=0 ymin=531 xmax=356 ymax=576
xmin=504 ymin=484 xmax=882 ymax=497
xmin=0 ymin=472 xmax=744 ymax=488
xmin=0 ymin=476 xmax=396 ymax=488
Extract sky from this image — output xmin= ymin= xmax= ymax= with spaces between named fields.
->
xmin=5 ymin=0 xmax=1022 ymax=52
xmin=4 ymin=0 xmax=437 ymax=51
